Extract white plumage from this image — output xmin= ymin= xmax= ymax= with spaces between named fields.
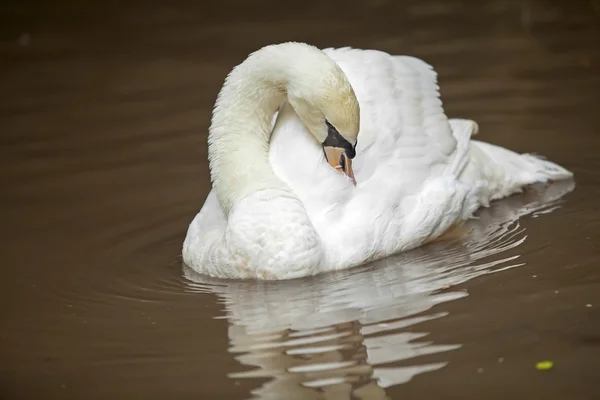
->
xmin=182 ymin=42 xmax=572 ymax=280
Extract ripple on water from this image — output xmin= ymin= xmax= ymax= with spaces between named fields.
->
xmin=182 ymin=180 xmax=575 ymax=398
xmin=38 ymin=203 xmax=199 ymax=318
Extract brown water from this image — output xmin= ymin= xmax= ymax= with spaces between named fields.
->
xmin=1 ymin=0 xmax=600 ymax=398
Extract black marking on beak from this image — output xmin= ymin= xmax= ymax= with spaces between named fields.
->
xmin=324 ymin=120 xmax=356 ymax=159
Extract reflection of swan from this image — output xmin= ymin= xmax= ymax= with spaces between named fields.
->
xmin=182 ymin=42 xmax=573 ymax=280
xmin=184 ymin=180 xmax=574 ymax=398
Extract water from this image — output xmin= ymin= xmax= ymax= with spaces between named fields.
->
xmin=1 ymin=0 xmax=599 ymax=399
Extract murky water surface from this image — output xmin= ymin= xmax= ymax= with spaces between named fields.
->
xmin=1 ymin=1 xmax=599 ymax=398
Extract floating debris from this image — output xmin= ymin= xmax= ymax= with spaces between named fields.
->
xmin=586 ymin=304 xmax=592 ymax=308
xmin=536 ymin=361 xmax=554 ymax=370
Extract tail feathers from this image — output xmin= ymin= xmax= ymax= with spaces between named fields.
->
xmin=462 ymin=140 xmax=573 ymax=206
xmin=518 ymin=153 xmax=574 ymax=182
xmin=447 ymin=119 xmax=573 ymax=207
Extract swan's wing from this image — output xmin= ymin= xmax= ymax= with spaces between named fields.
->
xmin=322 ymin=47 xmax=461 ymax=191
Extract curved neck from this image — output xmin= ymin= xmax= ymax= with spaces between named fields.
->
xmin=208 ymin=43 xmax=318 ymax=215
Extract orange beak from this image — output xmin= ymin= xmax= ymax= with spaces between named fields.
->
xmin=323 ymin=146 xmax=356 ymax=186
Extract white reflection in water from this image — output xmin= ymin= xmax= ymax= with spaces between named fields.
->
xmin=183 ymin=180 xmax=574 ymax=399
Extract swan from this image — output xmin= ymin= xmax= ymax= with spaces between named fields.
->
xmin=182 ymin=42 xmax=573 ymax=280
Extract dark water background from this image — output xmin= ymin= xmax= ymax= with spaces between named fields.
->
xmin=1 ymin=0 xmax=599 ymax=398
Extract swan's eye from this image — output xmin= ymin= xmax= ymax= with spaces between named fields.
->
xmin=324 ymin=120 xmax=356 ymax=159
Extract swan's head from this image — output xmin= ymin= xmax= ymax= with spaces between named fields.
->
xmin=286 ymin=57 xmax=360 ymax=185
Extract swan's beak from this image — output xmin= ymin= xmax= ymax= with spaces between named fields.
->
xmin=323 ymin=146 xmax=356 ymax=186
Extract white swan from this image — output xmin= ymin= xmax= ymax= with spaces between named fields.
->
xmin=182 ymin=42 xmax=573 ymax=280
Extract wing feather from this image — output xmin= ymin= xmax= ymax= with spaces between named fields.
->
xmin=322 ymin=47 xmax=460 ymax=188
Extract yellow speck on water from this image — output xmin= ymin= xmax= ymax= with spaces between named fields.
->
xmin=536 ymin=361 xmax=554 ymax=370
